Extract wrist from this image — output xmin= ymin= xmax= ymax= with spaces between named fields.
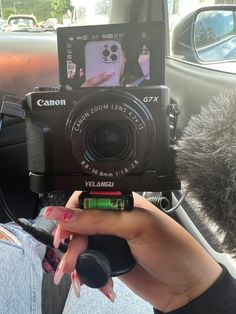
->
xmin=154 ymin=264 xmax=235 ymax=314
xmin=154 ymin=263 xmax=223 ymax=313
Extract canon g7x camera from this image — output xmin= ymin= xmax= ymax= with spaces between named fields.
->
xmin=24 ymin=86 xmax=179 ymax=193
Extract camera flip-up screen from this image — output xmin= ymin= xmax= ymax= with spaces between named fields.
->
xmin=57 ymin=22 xmax=166 ymax=90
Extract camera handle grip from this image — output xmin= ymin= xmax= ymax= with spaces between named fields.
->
xmin=75 ymin=191 xmax=136 ymax=289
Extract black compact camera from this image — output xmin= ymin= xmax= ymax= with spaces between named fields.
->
xmin=23 ymin=22 xmax=180 ymax=288
xmin=24 ymin=86 xmax=179 ymax=193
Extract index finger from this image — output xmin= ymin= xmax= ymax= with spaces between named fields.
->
xmin=55 ymin=192 xmax=168 ymax=241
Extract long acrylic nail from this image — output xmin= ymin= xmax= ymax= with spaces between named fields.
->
xmin=71 ymin=270 xmax=81 ymax=298
xmin=54 ymin=259 xmax=65 ymax=285
xmin=99 ymin=279 xmax=116 ymax=303
xmin=53 ymin=225 xmax=61 ymax=249
xmin=44 ymin=206 xmax=76 ymax=222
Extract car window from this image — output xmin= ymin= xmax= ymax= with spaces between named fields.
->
xmin=0 ymin=0 xmax=111 ymax=32
xmin=168 ymin=0 xmax=236 ymax=73
xmin=69 ymin=0 xmax=111 ymax=25
xmin=9 ymin=17 xmax=35 ymax=26
xmin=0 ymin=0 xmax=111 ymax=96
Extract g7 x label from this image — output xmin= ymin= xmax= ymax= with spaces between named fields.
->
xmin=143 ymin=96 xmax=159 ymax=103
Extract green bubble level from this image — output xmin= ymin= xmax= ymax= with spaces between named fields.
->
xmin=84 ymin=198 xmax=125 ymax=210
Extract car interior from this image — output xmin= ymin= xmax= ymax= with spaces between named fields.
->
xmin=0 ymin=0 xmax=236 ymax=313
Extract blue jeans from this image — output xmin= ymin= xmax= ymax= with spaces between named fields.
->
xmin=0 ymin=221 xmax=153 ymax=314
xmin=0 ymin=221 xmax=45 ymax=314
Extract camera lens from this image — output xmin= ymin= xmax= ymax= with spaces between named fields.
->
xmin=102 ymin=49 xmax=110 ymax=57
xmin=67 ymin=89 xmax=156 ymax=179
xmin=110 ymin=54 xmax=118 ymax=62
xmin=86 ymin=121 xmax=133 ymax=160
xmin=110 ymin=44 xmax=118 ymax=52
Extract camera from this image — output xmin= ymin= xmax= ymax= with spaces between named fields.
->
xmin=23 ymin=22 xmax=180 ymax=288
xmin=24 ymin=86 xmax=180 ymax=193
xmin=24 ymin=22 xmax=180 ymax=194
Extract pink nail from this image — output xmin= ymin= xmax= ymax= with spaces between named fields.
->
xmin=54 ymin=259 xmax=65 ymax=285
xmin=44 ymin=206 xmax=76 ymax=222
xmin=53 ymin=225 xmax=61 ymax=249
xmin=71 ymin=270 xmax=81 ymax=298
xmin=105 ymin=71 xmax=115 ymax=77
xmin=99 ymin=279 xmax=116 ymax=303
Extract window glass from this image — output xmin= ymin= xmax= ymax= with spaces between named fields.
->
xmin=0 ymin=0 xmax=111 ymax=29
xmin=70 ymin=0 xmax=111 ymax=25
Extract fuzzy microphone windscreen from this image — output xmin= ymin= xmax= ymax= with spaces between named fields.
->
xmin=176 ymin=89 xmax=236 ymax=254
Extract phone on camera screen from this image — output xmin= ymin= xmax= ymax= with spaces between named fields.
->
xmin=57 ymin=22 xmax=165 ymax=89
xmin=84 ymin=40 xmax=122 ymax=87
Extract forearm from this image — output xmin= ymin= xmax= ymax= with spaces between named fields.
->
xmin=154 ymin=265 xmax=236 ymax=314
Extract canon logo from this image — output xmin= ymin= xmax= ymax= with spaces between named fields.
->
xmin=36 ymin=99 xmax=66 ymax=107
xmin=85 ymin=181 xmax=115 ymax=188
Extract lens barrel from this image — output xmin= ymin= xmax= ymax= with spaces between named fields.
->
xmin=66 ymin=89 xmax=156 ymax=179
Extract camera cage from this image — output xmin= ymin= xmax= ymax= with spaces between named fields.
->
xmin=25 ymin=86 xmax=180 ymax=194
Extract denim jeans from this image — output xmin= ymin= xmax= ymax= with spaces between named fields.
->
xmin=0 ymin=221 xmax=153 ymax=314
xmin=0 ymin=222 xmax=45 ymax=314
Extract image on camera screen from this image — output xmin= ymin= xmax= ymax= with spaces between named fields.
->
xmin=57 ymin=22 xmax=165 ymax=89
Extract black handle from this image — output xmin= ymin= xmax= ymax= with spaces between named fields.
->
xmin=76 ymin=235 xmax=136 ymax=288
xmin=76 ymin=191 xmax=136 ymax=288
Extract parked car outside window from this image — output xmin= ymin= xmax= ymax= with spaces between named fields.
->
xmin=4 ymin=14 xmax=39 ymax=32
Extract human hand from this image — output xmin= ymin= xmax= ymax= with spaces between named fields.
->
xmin=44 ymin=192 xmax=222 ymax=312
xmin=81 ymin=72 xmax=114 ymax=87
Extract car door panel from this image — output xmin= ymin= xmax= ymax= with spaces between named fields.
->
xmin=166 ymin=57 xmax=236 ymax=136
